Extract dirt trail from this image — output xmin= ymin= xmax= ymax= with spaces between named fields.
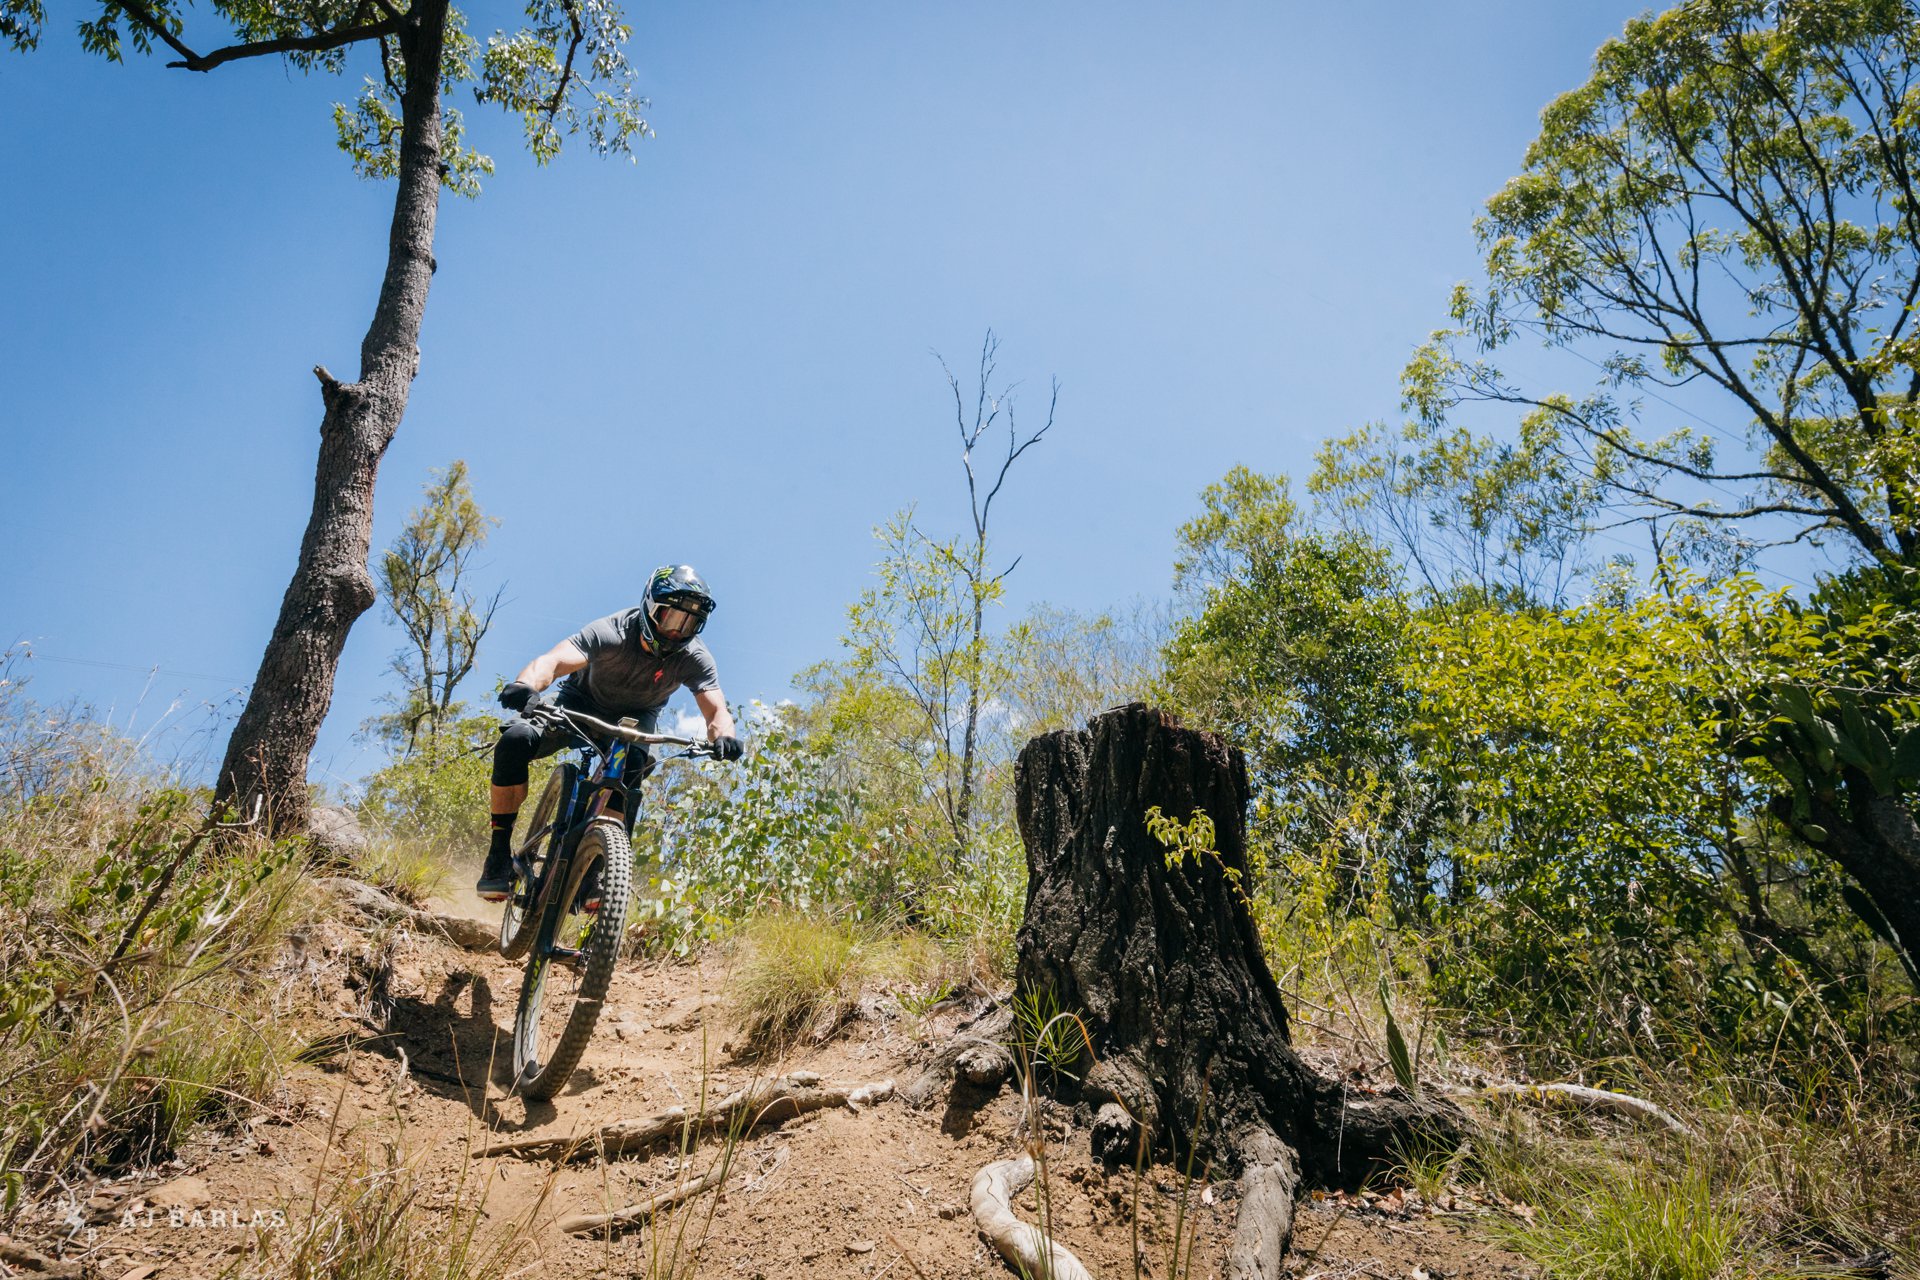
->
xmin=19 ymin=895 xmax=1539 ymax=1280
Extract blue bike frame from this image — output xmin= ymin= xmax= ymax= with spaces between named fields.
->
xmin=512 ymin=708 xmax=708 ymax=963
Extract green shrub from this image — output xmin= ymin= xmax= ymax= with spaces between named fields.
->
xmin=919 ymin=823 xmax=1025 ymax=984
xmin=633 ymin=724 xmax=873 ymax=955
xmin=357 ymin=714 xmax=504 ymax=859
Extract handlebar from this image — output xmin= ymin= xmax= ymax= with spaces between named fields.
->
xmin=531 ymin=704 xmax=719 ymax=757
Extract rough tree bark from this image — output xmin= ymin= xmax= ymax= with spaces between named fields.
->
xmin=1013 ymin=704 xmax=1460 ymax=1280
xmin=212 ymin=0 xmax=449 ymax=833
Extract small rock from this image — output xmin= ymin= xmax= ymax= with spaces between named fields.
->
xmin=146 ymin=1176 xmax=211 ymax=1209
xmin=845 ymin=1240 xmax=875 ymax=1254
xmin=936 ymin=1202 xmax=966 ymax=1220
xmin=429 ymin=913 xmax=498 ymax=952
xmin=308 ymin=806 xmax=371 ymax=859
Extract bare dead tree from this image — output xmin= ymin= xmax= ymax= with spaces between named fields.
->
xmin=934 ymin=330 xmax=1056 ymax=859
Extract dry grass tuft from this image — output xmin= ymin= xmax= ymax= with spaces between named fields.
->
xmin=0 ymin=668 xmax=317 ymax=1193
xmin=239 ymin=1125 xmax=549 ymax=1280
xmin=727 ymin=914 xmax=871 ymax=1055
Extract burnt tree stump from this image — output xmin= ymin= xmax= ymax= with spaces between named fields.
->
xmin=1014 ymin=704 xmax=1460 ymax=1279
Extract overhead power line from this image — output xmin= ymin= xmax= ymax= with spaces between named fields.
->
xmin=18 ymin=652 xmax=252 ymax=686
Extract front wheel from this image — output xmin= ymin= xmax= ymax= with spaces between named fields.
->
xmin=511 ymin=819 xmax=632 ymax=1101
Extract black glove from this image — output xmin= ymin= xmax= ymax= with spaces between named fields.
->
xmin=499 ymin=681 xmax=535 ymax=713
xmin=713 ymin=734 xmax=744 ymax=762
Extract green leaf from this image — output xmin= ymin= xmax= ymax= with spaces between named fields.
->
xmin=1381 ymin=986 xmax=1416 ymax=1096
xmin=1892 ymin=725 xmax=1920 ymax=782
xmin=1775 ymin=683 xmax=1817 ymax=729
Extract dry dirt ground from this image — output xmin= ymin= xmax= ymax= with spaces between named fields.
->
xmin=6 ymin=889 xmax=1541 ymax=1280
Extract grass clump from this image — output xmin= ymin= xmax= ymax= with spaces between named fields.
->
xmin=343 ymin=833 xmax=450 ymax=906
xmin=728 ymin=914 xmax=870 ymax=1055
xmin=1496 ymin=1155 xmax=1743 ymax=1280
xmin=244 ymin=1133 xmax=546 ymax=1280
xmin=0 ymin=784 xmax=312 ymax=1189
xmin=728 ymin=913 xmax=964 ymax=1055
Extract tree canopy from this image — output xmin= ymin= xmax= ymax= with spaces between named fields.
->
xmin=1413 ymin=0 xmax=1920 ymax=568
xmin=7 ymin=0 xmax=649 ymax=195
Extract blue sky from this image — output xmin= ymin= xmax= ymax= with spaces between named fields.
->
xmin=1 ymin=1 xmax=1651 ymax=788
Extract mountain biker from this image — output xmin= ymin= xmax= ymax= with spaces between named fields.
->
xmin=475 ymin=564 xmax=743 ymax=902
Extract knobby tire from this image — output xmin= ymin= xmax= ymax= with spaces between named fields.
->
xmin=511 ymin=819 xmax=632 ymax=1101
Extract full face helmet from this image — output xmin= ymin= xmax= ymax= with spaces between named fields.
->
xmin=637 ymin=564 xmax=715 ymax=654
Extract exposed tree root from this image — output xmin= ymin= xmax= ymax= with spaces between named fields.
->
xmin=477 ymin=1073 xmax=894 ymax=1163
xmin=0 ymin=1240 xmax=84 ymax=1279
xmin=1225 ymin=1129 xmax=1301 ymax=1280
xmin=319 ymin=876 xmax=496 ymax=951
xmin=556 ymin=1165 xmax=726 ymax=1236
xmin=969 ymin=1155 xmax=1097 ymax=1280
xmin=1452 ymin=1081 xmax=1695 ymax=1137
xmin=901 ymin=1005 xmax=1014 ymax=1108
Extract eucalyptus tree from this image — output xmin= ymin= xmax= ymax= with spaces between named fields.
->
xmin=369 ymin=460 xmax=502 ymax=757
xmin=834 ymin=333 xmax=1054 ymax=866
xmin=4 ymin=0 xmax=647 ymax=832
xmin=1418 ymin=0 xmax=1920 ymax=564
xmin=1409 ymin=0 xmax=1920 ymax=978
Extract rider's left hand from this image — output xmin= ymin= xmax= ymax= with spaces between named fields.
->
xmin=712 ymin=734 xmax=744 ymax=762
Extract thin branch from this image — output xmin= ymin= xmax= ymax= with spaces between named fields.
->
xmin=107 ymin=0 xmax=201 ymax=64
xmin=544 ymin=0 xmax=585 ymax=125
xmin=166 ymin=13 xmax=404 ymax=72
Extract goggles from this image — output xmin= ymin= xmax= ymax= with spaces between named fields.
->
xmin=654 ymin=602 xmax=706 ymax=641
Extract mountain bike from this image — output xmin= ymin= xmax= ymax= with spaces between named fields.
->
xmin=497 ymin=704 xmax=719 ymax=1100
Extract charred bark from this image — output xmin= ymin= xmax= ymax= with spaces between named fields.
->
xmin=213 ymin=0 xmax=449 ymax=833
xmin=1013 ymin=704 xmax=1460 ymax=1277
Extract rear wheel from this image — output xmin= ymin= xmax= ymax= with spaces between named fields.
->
xmin=499 ymin=764 xmax=571 ymax=961
xmin=511 ymin=819 xmax=633 ymax=1100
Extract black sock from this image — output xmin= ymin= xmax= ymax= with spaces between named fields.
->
xmin=488 ymin=812 xmax=516 ymax=860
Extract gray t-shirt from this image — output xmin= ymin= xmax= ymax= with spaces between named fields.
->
xmin=559 ymin=609 xmax=721 ymax=715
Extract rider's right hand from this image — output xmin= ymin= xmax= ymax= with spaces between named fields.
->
xmin=499 ymin=681 xmax=536 ymax=713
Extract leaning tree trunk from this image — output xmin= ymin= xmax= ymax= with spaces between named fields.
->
xmin=213 ymin=0 xmax=449 ymax=834
xmin=1014 ymin=704 xmax=1460 ymax=1280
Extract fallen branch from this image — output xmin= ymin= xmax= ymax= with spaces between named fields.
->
xmin=969 ymin=1155 xmax=1096 ymax=1280
xmin=556 ymin=1165 xmax=725 ymax=1236
xmin=1451 ymin=1082 xmax=1695 ymax=1137
xmin=477 ymin=1073 xmax=895 ymax=1162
